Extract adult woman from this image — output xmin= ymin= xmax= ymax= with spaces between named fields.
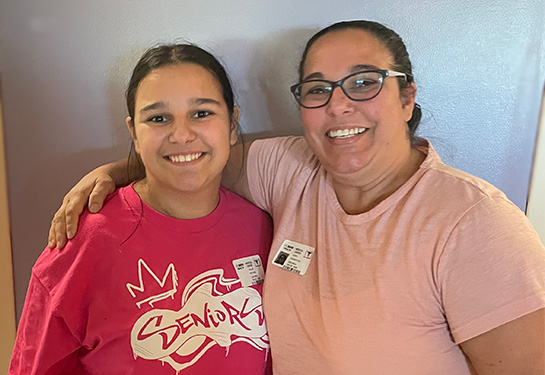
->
xmin=10 ymin=44 xmax=273 ymax=375
xmin=49 ymin=21 xmax=545 ymax=374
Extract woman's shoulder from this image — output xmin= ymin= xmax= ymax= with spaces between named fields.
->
xmin=430 ymin=167 xmax=510 ymax=214
xmin=406 ymin=142 xmax=531 ymax=235
xmin=419 ymin=142 xmax=509 ymax=205
xmin=248 ymin=136 xmax=320 ymax=195
xmin=251 ymin=136 xmax=319 ymax=170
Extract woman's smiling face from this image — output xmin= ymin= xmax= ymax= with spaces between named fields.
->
xmin=299 ymin=28 xmax=415 ymax=184
xmin=128 ymin=63 xmax=237 ymax=197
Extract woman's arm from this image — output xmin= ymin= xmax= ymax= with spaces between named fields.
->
xmin=48 ymin=158 xmax=129 ymax=248
xmin=48 ymin=142 xmax=254 ymax=249
xmin=439 ymin=195 xmax=545 ymax=374
xmin=459 ymin=308 xmax=545 ymax=375
xmin=221 ymin=142 xmax=254 ymax=202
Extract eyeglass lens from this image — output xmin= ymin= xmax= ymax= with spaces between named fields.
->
xmin=297 ymin=71 xmax=385 ymax=108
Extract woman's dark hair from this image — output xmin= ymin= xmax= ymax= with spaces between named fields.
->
xmin=125 ymin=43 xmax=237 ymax=179
xmin=299 ymin=20 xmax=422 ymax=137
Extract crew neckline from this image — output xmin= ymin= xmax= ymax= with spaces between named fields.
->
xmin=121 ymin=184 xmax=228 ymax=233
xmin=324 ymin=141 xmax=437 ymax=224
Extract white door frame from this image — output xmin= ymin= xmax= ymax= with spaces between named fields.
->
xmin=527 ymin=86 xmax=545 ymax=243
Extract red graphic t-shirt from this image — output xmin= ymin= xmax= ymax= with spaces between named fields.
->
xmin=9 ymin=186 xmax=273 ymax=375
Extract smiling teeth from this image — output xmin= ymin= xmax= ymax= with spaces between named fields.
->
xmin=168 ymin=153 xmax=202 ymax=163
xmin=327 ymin=128 xmax=367 ymax=138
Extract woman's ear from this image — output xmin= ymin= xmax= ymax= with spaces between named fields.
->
xmin=126 ymin=116 xmax=140 ymax=153
xmin=400 ymin=82 xmax=417 ymax=122
xmin=230 ymin=106 xmax=240 ymax=146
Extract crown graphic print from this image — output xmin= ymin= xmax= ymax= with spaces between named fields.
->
xmin=126 ymin=258 xmax=269 ymax=373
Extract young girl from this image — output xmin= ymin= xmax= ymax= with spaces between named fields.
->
xmin=9 ymin=44 xmax=273 ymax=375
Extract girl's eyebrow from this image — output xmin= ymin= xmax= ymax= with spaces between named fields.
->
xmin=190 ymin=98 xmax=221 ymax=106
xmin=139 ymin=98 xmax=221 ymax=115
xmin=139 ymin=101 xmax=166 ymax=114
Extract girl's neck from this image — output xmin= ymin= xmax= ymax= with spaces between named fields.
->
xmin=133 ymin=179 xmax=221 ymax=220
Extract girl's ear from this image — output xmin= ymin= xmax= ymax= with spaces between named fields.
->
xmin=126 ymin=117 xmax=140 ymax=153
xmin=230 ymin=106 xmax=240 ymax=146
xmin=400 ymin=82 xmax=417 ymax=122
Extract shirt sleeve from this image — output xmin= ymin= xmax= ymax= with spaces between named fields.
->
xmin=247 ymin=136 xmax=317 ymax=215
xmin=438 ymin=195 xmax=545 ymax=344
xmin=8 ymin=273 xmax=81 ymax=375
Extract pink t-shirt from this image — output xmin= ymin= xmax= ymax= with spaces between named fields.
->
xmin=9 ymin=186 xmax=273 ymax=375
xmin=248 ymin=136 xmax=545 ymax=375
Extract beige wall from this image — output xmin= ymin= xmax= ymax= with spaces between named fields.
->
xmin=527 ymin=88 xmax=545 ymax=242
xmin=0 ymin=86 xmax=16 ymax=372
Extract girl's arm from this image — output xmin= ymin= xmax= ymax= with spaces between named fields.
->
xmin=8 ymin=274 xmax=80 ymax=374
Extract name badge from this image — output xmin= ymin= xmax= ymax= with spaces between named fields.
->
xmin=272 ymin=240 xmax=314 ymax=275
xmin=232 ymin=255 xmax=265 ymax=287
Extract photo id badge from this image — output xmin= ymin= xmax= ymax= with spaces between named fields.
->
xmin=232 ymin=255 xmax=265 ymax=287
xmin=272 ymin=240 xmax=315 ymax=275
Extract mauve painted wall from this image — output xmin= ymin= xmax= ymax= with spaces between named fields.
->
xmin=1 ymin=0 xmax=543 ymax=318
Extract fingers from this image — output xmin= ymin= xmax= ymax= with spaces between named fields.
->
xmin=64 ymin=191 xmax=88 ymax=240
xmin=48 ymin=214 xmax=58 ymax=248
xmin=88 ymin=180 xmax=115 ymax=213
xmin=48 ymin=206 xmax=68 ymax=249
xmin=48 ymin=225 xmax=55 ymax=248
xmin=47 ymin=189 xmax=90 ymax=249
xmin=46 ymin=171 xmax=117 ymax=250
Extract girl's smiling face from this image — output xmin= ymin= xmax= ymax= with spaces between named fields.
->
xmin=128 ymin=63 xmax=237 ymax=200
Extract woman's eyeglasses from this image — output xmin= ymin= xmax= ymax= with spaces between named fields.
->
xmin=290 ymin=70 xmax=412 ymax=109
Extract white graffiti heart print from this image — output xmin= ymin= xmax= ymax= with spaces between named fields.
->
xmin=126 ymin=259 xmax=268 ymax=373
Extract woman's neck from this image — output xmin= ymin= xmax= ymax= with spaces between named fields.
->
xmin=133 ymin=179 xmax=221 ymax=220
xmin=331 ymin=146 xmax=426 ymax=215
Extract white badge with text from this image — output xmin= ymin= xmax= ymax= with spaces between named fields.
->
xmin=272 ymin=240 xmax=315 ymax=275
xmin=232 ymin=255 xmax=265 ymax=287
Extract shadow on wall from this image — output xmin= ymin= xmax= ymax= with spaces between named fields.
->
xmin=221 ymin=28 xmax=456 ymax=156
xmin=250 ymin=28 xmax=316 ymax=138
xmin=105 ymin=47 xmax=145 ymax=155
xmin=79 ymin=29 xmax=464 ymax=161
xmin=105 ymin=33 xmax=310 ymax=144
xmin=218 ymin=29 xmax=317 ymax=141
xmin=9 ymin=53 xmax=134 ymax=320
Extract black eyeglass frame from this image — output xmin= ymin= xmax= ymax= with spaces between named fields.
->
xmin=290 ymin=69 xmax=413 ymax=109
